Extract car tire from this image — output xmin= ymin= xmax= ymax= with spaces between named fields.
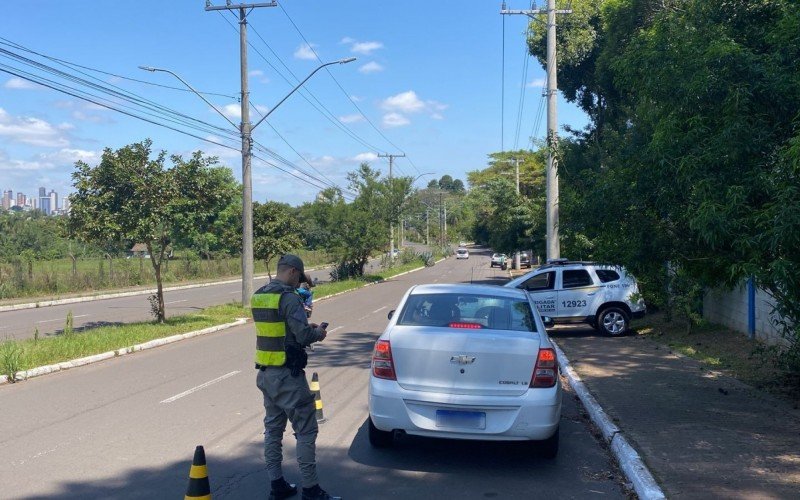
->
xmin=537 ymin=426 xmax=559 ymax=459
xmin=368 ymin=417 xmax=394 ymax=448
xmin=597 ymin=306 xmax=629 ymax=336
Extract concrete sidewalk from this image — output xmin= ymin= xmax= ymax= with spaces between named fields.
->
xmin=555 ymin=327 xmax=800 ymax=499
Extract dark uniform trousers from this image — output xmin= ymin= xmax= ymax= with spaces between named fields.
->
xmin=257 ymin=366 xmax=319 ymax=487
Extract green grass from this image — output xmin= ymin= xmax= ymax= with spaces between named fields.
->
xmin=0 ymin=249 xmax=331 ymax=301
xmin=1 ymin=304 xmax=246 ymax=378
xmin=0 ymin=258 xmax=431 ymax=381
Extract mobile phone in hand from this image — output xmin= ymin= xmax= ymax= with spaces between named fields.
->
xmin=319 ymin=322 xmax=329 ymax=329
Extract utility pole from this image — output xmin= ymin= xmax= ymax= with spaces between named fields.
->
xmin=378 ymin=152 xmax=405 ymax=259
xmin=205 ymin=1 xmax=277 ymax=305
xmin=515 ymin=156 xmax=520 ymax=195
xmin=426 ymin=208 xmax=430 ymax=246
xmin=501 ymin=0 xmax=571 ymax=261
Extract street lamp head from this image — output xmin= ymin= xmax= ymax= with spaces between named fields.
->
xmin=338 ymin=57 xmax=357 ymax=64
xmin=138 ymin=66 xmax=157 ymax=72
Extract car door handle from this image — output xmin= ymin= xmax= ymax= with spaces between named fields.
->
xmin=586 ymin=292 xmax=597 ymax=296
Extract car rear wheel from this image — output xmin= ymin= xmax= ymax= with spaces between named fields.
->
xmin=537 ymin=425 xmax=559 ymax=459
xmin=597 ymin=307 xmax=629 ymax=336
xmin=368 ymin=417 xmax=394 ymax=448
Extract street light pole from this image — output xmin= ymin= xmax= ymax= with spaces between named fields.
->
xmin=139 ymin=55 xmax=356 ymax=305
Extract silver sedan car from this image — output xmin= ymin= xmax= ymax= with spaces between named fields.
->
xmin=368 ymin=283 xmax=562 ymax=457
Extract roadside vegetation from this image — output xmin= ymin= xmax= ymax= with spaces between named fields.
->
xmin=0 ymin=252 xmax=439 ymax=382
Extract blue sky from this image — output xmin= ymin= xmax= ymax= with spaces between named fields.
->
xmin=0 ymin=0 xmax=588 ymax=206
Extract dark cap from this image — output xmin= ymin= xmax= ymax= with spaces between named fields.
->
xmin=278 ymin=254 xmax=306 ymax=280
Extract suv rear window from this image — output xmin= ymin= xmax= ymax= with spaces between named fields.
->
xmin=562 ymin=270 xmax=593 ymax=288
xmin=595 ymin=269 xmax=620 ymax=283
xmin=397 ymin=293 xmax=536 ymax=332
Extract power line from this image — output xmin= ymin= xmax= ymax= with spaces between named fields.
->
xmin=217 ymin=10 xmax=384 ymax=154
xmin=276 ymin=2 xmax=422 ymax=175
xmin=0 ymin=36 xmax=238 ymax=100
xmin=0 ymin=44 xmax=239 ymax=139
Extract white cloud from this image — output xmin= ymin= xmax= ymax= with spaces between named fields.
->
xmin=0 ymin=108 xmax=70 ymax=147
xmin=527 ymin=77 xmax=547 ymax=88
xmin=0 ymin=147 xmax=100 ymax=172
xmin=381 ymin=91 xmax=426 ymax=114
xmin=338 ymin=114 xmax=365 ymax=124
xmin=381 ymin=91 xmax=448 ymax=121
xmin=4 ymin=77 xmax=40 ymax=90
xmin=293 ymin=43 xmax=318 ymax=60
xmin=358 ymin=61 xmax=384 ymax=74
xmin=351 ymin=41 xmax=384 ymax=55
xmin=249 ymin=70 xmax=270 ymax=84
xmin=382 ymin=112 xmax=410 ymax=128
xmin=219 ymin=103 xmax=267 ymax=121
xmin=340 ymin=37 xmax=355 ymax=44
xmin=350 ymin=95 xmax=363 ymax=102
xmin=352 ymin=152 xmax=378 ymax=162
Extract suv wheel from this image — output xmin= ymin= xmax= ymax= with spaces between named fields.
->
xmin=597 ymin=307 xmax=629 ymax=336
xmin=368 ymin=417 xmax=394 ymax=448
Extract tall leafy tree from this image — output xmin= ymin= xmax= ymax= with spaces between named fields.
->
xmin=253 ymin=201 xmax=303 ymax=277
xmin=68 ymin=140 xmax=232 ymax=322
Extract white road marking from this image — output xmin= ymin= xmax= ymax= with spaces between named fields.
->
xmin=160 ymin=370 xmax=241 ymax=404
xmin=372 ymin=306 xmax=387 ymax=314
xmin=37 ymin=314 xmax=90 ymax=324
xmin=327 ymin=326 xmax=343 ymax=333
xmin=164 ymin=299 xmax=188 ymax=304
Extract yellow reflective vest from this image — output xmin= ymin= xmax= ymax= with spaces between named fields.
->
xmin=251 ymin=290 xmax=288 ymax=367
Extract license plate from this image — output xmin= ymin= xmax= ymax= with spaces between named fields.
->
xmin=435 ymin=410 xmax=486 ymax=429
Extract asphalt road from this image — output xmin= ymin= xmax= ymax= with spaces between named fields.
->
xmin=0 ymin=259 xmax=382 ymax=342
xmin=0 ymin=248 xmax=627 ymax=499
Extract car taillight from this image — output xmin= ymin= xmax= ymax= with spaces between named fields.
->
xmin=372 ymin=340 xmax=396 ymax=380
xmin=530 ymin=348 xmax=557 ymax=388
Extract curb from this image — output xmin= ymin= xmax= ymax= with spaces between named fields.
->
xmin=552 ymin=340 xmax=666 ymax=500
xmin=0 ymin=262 xmax=331 ymax=312
xmin=0 ymin=318 xmax=248 ymax=386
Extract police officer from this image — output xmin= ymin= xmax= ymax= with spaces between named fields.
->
xmin=252 ymin=254 xmax=340 ymax=500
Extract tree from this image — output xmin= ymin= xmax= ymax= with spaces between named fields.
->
xmin=253 ymin=201 xmax=303 ymax=277
xmin=68 ymin=140 xmax=231 ymax=322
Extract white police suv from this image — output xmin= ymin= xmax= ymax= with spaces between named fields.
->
xmin=504 ymin=260 xmax=646 ymax=336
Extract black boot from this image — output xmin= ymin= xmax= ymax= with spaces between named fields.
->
xmin=269 ymin=477 xmax=298 ymax=500
xmin=301 ymin=484 xmax=341 ymax=500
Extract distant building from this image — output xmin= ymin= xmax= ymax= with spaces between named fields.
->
xmin=16 ymin=192 xmax=26 ymax=207
xmin=39 ymin=196 xmax=51 ymax=215
xmin=49 ymin=190 xmax=58 ymax=212
xmin=1 ymin=190 xmax=12 ymax=210
xmin=32 ymin=197 xmax=38 ymax=210
xmin=62 ymin=195 xmax=71 ymax=214
xmin=39 ymin=186 xmax=46 ymax=198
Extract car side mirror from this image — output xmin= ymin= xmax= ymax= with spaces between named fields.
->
xmin=542 ymin=316 xmax=554 ymax=328
xmin=387 ymin=310 xmax=395 ymax=320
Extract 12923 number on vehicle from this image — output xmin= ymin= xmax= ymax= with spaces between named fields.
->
xmin=562 ymin=300 xmax=587 ymax=308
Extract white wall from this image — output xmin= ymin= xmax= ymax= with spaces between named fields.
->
xmin=703 ymin=283 xmax=786 ymax=346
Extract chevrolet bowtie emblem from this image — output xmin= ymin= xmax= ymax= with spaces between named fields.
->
xmin=450 ymin=355 xmax=476 ymax=365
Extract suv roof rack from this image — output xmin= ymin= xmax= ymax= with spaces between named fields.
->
xmin=538 ymin=259 xmax=597 ymax=271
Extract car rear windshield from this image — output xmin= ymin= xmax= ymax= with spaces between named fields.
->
xmin=397 ymin=293 xmax=537 ymax=332
xmin=457 ymin=249 xmax=468 ymax=253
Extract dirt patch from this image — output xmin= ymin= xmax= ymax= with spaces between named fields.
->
xmin=635 ymin=313 xmax=800 ymax=408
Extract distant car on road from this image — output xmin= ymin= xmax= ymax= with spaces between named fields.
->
xmin=512 ymin=251 xmax=532 ymax=269
xmin=368 ymin=284 xmax=562 ymax=457
xmin=455 ymin=248 xmax=469 ymax=259
xmin=505 ymin=260 xmax=646 ymax=336
xmin=490 ymin=253 xmax=507 ymax=268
